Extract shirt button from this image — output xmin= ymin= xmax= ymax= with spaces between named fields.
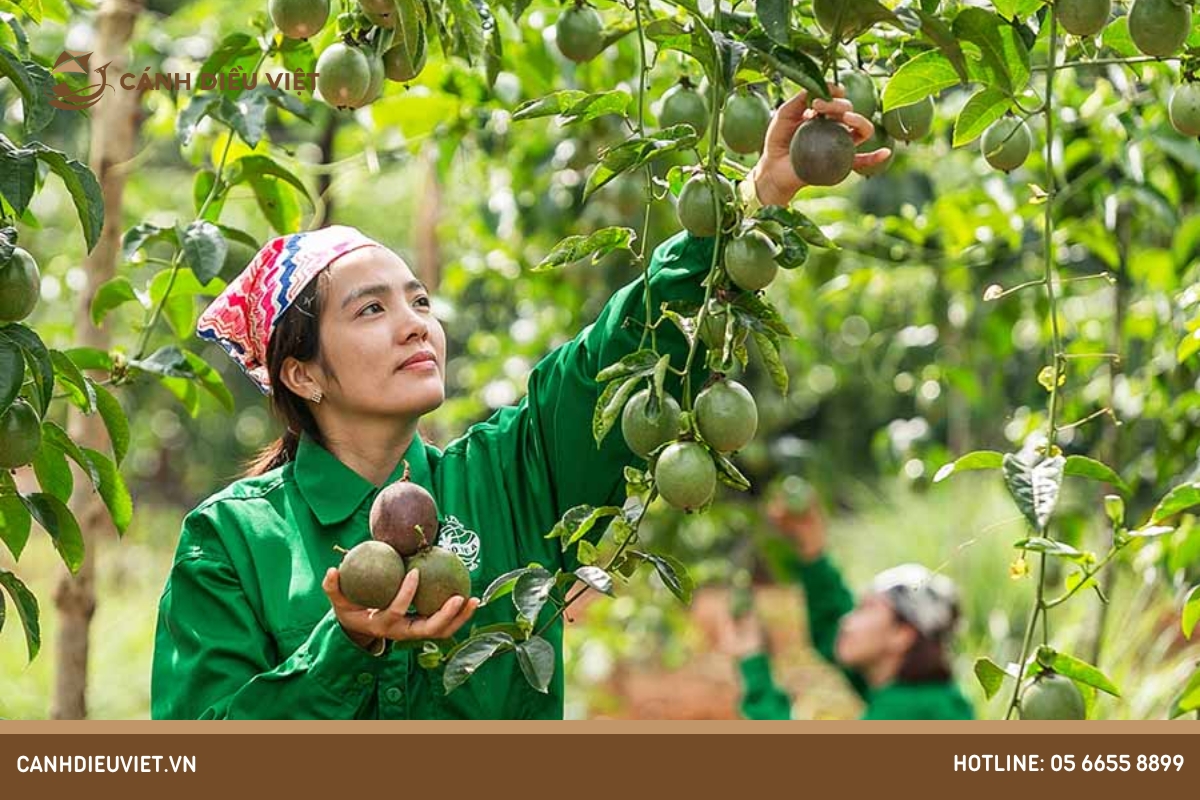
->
xmin=356 ymin=673 xmax=374 ymax=687
xmin=385 ymin=687 xmax=402 ymax=703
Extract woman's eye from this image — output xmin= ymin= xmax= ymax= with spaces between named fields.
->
xmin=414 ymin=296 xmax=432 ymax=310
xmin=358 ymin=302 xmax=384 ymax=316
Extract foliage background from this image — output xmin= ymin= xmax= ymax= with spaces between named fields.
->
xmin=2 ymin=0 xmax=1200 ymax=718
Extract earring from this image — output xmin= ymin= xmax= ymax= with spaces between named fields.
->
xmin=309 ymin=389 xmax=323 ymax=404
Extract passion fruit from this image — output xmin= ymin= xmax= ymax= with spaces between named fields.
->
xmin=1128 ymin=0 xmax=1191 ymax=57
xmin=840 ymin=70 xmax=878 ymax=118
xmin=1057 ymin=0 xmax=1112 ymax=37
xmin=659 ymin=83 xmax=710 ymax=136
xmin=694 ymin=379 xmax=758 ymax=452
xmin=882 ymin=95 xmax=935 ymax=142
xmin=654 ymin=441 xmax=717 ymax=511
xmin=721 ymin=90 xmax=772 ymax=155
xmin=370 ymin=469 xmax=440 ymax=557
xmin=980 ymin=116 xmax=1033 ymax=172
xmin=1169 ymin=82 xmax=1200 ymax=136
xmin=0 ymin=398 xmax=42 ymax=470
xmin=1020 ymin=673 xmax=1086 ymax=720
xmin=269 ymin=0 xmax=330 ymax=40
xmin=338 ymin=540 xmax=406 ymax=609
xmin=316 ymin=42 xmax=371 ymax=110
xmin=724 ymin=230 xmax=779 ymax=291
xmin=789 ymin=116 xmax=856 ymax=186
xmin=0 ymin=247 xmax=40 ymax=322
xmin=676 ymin=173 xmax=735 ymax=237
xmin=621 ymin=389 xmax=682 ymax=459
xmin=555 ymin=4 xmax=605 ymax=63
xmin=408 ymin=545 xmax=472 ymax=617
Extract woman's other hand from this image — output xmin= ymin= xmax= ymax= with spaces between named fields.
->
xmin=323 ymin=567 xmax=479 ymax=649
xmin=747 ymin=87 xmax=892 ymax=207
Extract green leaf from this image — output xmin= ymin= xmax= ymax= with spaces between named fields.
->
xmin=973 ymin=657 xmax=1012 ymax=700
xmin=0 ymin=322 xmax=52 ymax=417
xmin=712 ymin=450 xmax=751 ymax=492
xmin=535 ymin=227 xmax=636 ymax=272
xmin=642 ymin=552 xmax=694 ymax=604
xmin=180 ymin=220 xmax=228 ymax=285
xmin=1035 ymin=646 xmax=1120 ymax=697
xmin=443 ymin=632 xmax=513 ymax=693
xmin=90 ymin=276 xmax=141 ymax=327
xmin=755 ymin=0 xmax=791 ymax=45
xmin=25 ymin=141 xmax=104 ymax=252
xmin=0 ymin=494 xmax=32 ymax=560
xmin=92 ymin=383 xmax=129 ymax=466
xmin=592 ymin=375 xmax=640 ymax=448
xmin=32 ymin=441 xmax=72 ymax=504
xmin=0 ymin=568 xmax=40 ymax=662
xmin=513 ymin=567 xmax=556 ymax=624
xmin=445 ymin=0 xmax=486 ymax=64
xmin=1170 ymin=668 xmax=1200 ymax=718
xmin=753 ymin=205 xmax=832 ymax=248
xmin=1100 ymin=16 xmax=1138 ymax=58
xmin=175 ymin=93 xmax=221 ymax=146
xmin=574 ymin=565 xmax=614 ymax=597
xmin=584 ymin=127 xmax=699 ymax=200
xmin=1063 ymin=455 xmax=1130 ymax=496
xmin=0 ymin=334 xmax=22 ymax=417
xmin=952 ymin=8 xmax=1030 ymax=95
xmin=1151 ymin=482 xmax=1200 ymax=524
xmin=1183 ymin=585 xmax=1200 ymax=640
xmin=480 ymin=566 xmax=534 ymax=606
xmin=1014 ymin=536 xmax=1088 ymax=562
xmin=512 ymin=90 xmax=588 ymax=121
xmin=131 ymin=345 xmax=195 ymax=379
xmin=228 ymin=155 xmax=312 ymax=234
xmin=0 ymin=50 xmax=54 ymax=134
xmin=0 ymin=138 xmax=36 ymax=214
xmin=214 ymin=91 xmax=268 ymax=148
xmin=21 ymin=492 xmax=84 ymax=574
xmin=122 ymin=221 xmax=179 ymax=261
xmin=751 ymin=331 xmax=788 ymax=395
xmin=546 ymin=504 xmax=622 ymax=550
xmin=62 ymin=347 xmax=113 ymax=372
xmin=1003 ymin=452 xmax=1064 ymax=531
xmin=50 ymin=348 xmax=96 ymax=413
xmin=913 ymin=9 xmax=969 ymax=82
xmin=881 ymin=50 xmax=960 ymax=113
xmin=933 ymin=450 xmax=1004 ymax=483
xmin=40 ymin=420 xmax=99 ymax=487
xmin=596 ymin=349 xmax=660 ymax=383
xmin=952 ymin=86 xmax=1010 ymax=147
xmin=515 ymin=635 xmax=555 ymax=694
xmin=82 ymin=447 xmax=132 ymax=535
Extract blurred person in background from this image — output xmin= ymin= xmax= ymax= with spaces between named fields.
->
xmin=719 ymin=486 xmax=973 ymax=720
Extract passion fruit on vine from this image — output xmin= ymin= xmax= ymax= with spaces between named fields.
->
xmin=676 ymin=173 xmax=735 ymax=237
xmin=789 ymin=116 xmax=856 ymax=186
xmin=555 ymin=4 xmax=605 ymax=63
xmin=1128 ymin=0 xmax=1191 ymax=57
xmin=654 ymin=441 xmax=717 ymax=511
xmin=316 ymin=43 xmax=371 ymax=110
xmin=1169 ymin=82 xmax=1200 ymax=136
xmin=659 ymin=83 xmax=710 ymax=136
xmin=721 ymin=90 xmax=772 ymax=155
xmin=981 ymin=116 xmax=1033 ymax=172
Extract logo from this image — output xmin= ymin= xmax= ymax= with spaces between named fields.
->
xmin=48 ymin=51 xmax=113 ymax=111
xmin=436 ymin=515 xmax=481 ymax=572
xmin=43 ymin=48 xmax=319 ymax=113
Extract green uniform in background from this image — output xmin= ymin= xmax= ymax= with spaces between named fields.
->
xmin=151 ymin=231 xmax=714 ymax=720
xmin=738 ymin=553 xmax=974 ymax=720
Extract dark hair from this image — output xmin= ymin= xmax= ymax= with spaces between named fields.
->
xmin=895 ymin=631 xmax=954 ymax=684
xmin=242 ymin=271 xmax=334 ymax=477
xmin=891 ymin=600 xmax=959 ymax=684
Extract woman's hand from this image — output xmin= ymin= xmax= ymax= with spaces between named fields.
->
xmin=748 ymin=87 xmax=892 ymax=207
xmin=323 ymin=567 xmax=480 ymax=649
xmin=717 ymin=608 xmax=768 ymax=659
xmin=766 ymin=497 xmax=828 ymax=564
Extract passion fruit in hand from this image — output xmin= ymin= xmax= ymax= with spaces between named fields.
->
xmin=789 ymin=116 xmax=856 ymax=187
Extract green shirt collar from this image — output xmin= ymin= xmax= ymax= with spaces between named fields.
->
xmin=294 ymin=432 xmax=433 ymax=527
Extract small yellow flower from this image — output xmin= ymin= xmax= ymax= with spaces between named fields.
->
xmin=1010 ymin=556 xmax=1030 ymax=580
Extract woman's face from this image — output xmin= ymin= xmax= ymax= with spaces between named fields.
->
xmin=308 ymin=246 xmax=447 ymax=419
xmin=834 ymin=594 xmax=915 ymax=668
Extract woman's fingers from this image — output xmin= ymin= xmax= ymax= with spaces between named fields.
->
xmin=839 ymin=111 xmax=876 ymax=144
xmin=409 ymin=595 xmax=467 ymax=638
xmin=811 ymin=97 xmax=854 ymax=117
xmin=323 ymin=568 xmax=361 ymax=614
xmin=853 ymin=148 xmax=893 ymax=173
xmin=440 ymin=597 xmax=481 ymax=638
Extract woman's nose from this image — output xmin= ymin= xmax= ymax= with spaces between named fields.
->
xmin=395 ymin=302 xmax=429 ymax=342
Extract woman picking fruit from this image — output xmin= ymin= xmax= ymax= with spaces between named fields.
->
xmin=151 ymin=89 xmax=890 ymax=720
xmin=719 ymin=494 xmax=973 ymax=720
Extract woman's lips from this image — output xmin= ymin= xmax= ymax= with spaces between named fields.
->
xmin=398 ymin=354 xmax=438 ymax=372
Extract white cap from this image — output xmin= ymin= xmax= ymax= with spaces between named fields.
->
xmin=870 ymin=564 xmax=960 ymax=639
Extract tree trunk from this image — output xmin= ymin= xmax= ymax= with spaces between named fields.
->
xmin=51 ymin=0 xmax=143 ymax=720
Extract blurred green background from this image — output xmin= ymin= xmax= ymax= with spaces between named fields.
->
xmin=3 ymin=0 xmax=1200 ymax=719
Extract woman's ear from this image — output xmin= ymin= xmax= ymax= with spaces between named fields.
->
xmin=279 ymin=355 xmax=324 ymax=401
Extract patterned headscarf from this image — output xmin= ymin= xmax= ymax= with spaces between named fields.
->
xmin=871 ymin=564 xmax=960 ymax=640
xmin=196 ymin=225 xmax=385 ymax=394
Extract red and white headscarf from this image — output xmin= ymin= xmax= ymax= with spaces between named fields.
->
xmin=196 ymin=225 xmax=386 ymax=394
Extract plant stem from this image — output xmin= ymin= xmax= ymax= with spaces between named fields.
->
xmin=533 ymin=488 xmax=657 ymax=639
xmin=1006 ymin=9 xmax=1063 ymax=722
xmin=1034 ymin=55 xmax=1182 ymax=71
xmin=132 ymin=44 xmax=272 ymax=361
xmin=631 ymin=0 xmax=657 ymax=353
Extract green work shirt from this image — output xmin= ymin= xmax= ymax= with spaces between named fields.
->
xmin=738 ymin=554 xmax=974 ymax=721
xmin=152 ymin=230 xmax=715 ymax=720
